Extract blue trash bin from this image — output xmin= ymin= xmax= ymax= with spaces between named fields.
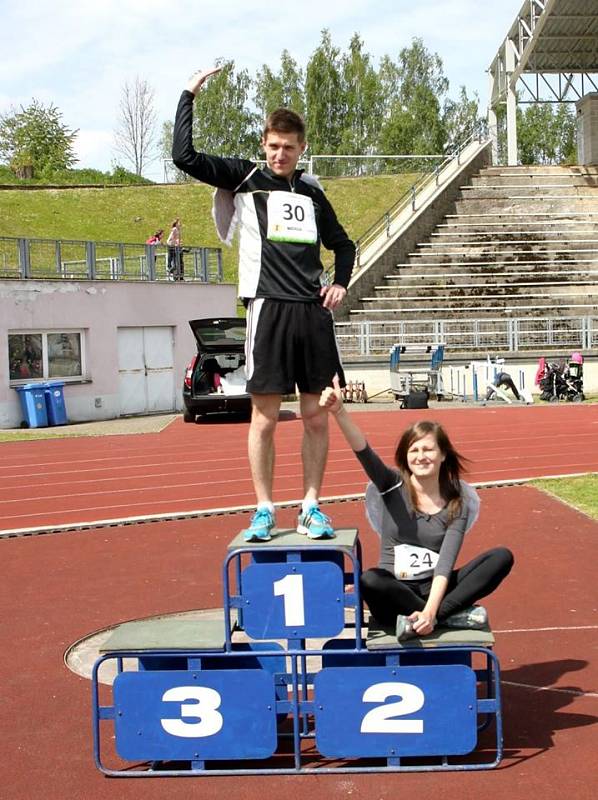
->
xmin=44 ymin=380 xmax=68 ymax=426
xmin=15 ymin=383 xmax=49 ymax=428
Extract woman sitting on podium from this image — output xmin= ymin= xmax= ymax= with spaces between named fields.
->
xmin=319 ymin=379 xmax=513 ymax=642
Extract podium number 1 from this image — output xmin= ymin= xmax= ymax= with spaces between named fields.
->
xmin=273 ymin=573 xmax=305 ymax=626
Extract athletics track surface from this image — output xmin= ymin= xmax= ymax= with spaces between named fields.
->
xmin=1 ymin=404 xmax=597 ymax=799
xmin=1 ymin=403 xmax=597 ymax=534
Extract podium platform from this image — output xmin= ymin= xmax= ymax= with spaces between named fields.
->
xmin=92 ymin=527 xmax=502 ymax=777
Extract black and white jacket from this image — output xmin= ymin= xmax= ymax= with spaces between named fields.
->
xmin=172 ymin=90 xmax=355 ymax=301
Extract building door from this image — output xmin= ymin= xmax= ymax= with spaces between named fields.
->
xmin=117 ymin=326 xmax=175 ymax=415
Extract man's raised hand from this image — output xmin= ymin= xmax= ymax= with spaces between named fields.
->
xmin=187 ymin=66 xmax=223 ymax=96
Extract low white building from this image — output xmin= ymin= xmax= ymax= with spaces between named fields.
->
xmin=1 ymin=278 xmax=238 ymax=429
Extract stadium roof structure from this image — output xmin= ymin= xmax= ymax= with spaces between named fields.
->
xmin=488 ymin=0 xmax=598 ymax=164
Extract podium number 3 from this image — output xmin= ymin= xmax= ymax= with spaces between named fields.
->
xmin=161 ymin=687 xmax=223 ymax=738
xmin=360 ymin=682 xmax=424 ymax=734
xmin=273 ymin=573 xmax=305 ymax=626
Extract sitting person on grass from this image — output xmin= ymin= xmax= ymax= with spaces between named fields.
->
xmin=319 ymin=378 xmax=514 ymax=642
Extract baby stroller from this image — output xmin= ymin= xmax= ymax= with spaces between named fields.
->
xmin=535 ymin=354 xmax=584 ymax=402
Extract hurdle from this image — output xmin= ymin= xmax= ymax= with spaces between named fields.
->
xmin=92 ymin=528 xmax=502 ymax=776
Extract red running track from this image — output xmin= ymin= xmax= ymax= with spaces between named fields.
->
xmin=1 ymin=404 xmax=597 ymax=533
xmin=2 ymin=487 xmax=598 ymax=800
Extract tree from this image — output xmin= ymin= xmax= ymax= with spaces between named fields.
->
xmin=518 ymin=102 xmax=576 ymax=164
xmin=305 ymin=30 xmax=345 ymax=154
xmin=114 ymin=77 xmax=158 ymax=176
xmin=192 ymin=60 xmax=260 ymax=157
xmin=338 ymin=34 xmax=383 ymax=159
xmin=0 ymin=99 xmax=78 ymax=178
xmin=377 ymin=38 xmax=448 ymax=155
xmin=443 ymin=86 xmax=484 ymax=153
xmin=255 ymin=50 xmax=305 ymax=119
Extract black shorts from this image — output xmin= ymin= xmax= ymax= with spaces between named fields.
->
xmin=245 ymin=298 xmax=345 ymax=395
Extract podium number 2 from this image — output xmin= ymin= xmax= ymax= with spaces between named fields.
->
xmin=360 ymin=682 xmax=424 ymax=734
xmin=161 ymin=686 xmax=223 ymax=738
xmin=273 ymin=573 xmax=305 ymax=626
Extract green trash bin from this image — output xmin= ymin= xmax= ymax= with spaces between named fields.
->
xmin=15 ymin=383 xmax=49 ymax=428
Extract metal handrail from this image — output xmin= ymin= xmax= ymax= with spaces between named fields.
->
xmin=352 ymin=128 xmax=491 ymax=270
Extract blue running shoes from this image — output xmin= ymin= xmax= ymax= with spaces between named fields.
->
xmin=242 ymin=507 xmax=275 ymax=542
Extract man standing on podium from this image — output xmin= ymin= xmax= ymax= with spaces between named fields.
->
xmin=173 ymin=67 xmax=355 ymax=543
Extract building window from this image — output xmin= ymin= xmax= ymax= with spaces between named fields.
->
xmin=9 ymin=331 xmax=84 ymax=382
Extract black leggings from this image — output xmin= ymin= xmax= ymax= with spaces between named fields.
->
xmin=360 ymin=547 xmax=514 ymax=626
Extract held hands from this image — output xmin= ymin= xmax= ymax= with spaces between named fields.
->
xmin=319 ymin=375 xmax=343 ymax=415
xmin=408 ymin=610 xmax=436 ymax=637
xmin=320 ymin=283 xmax=346 ymax=310
xmin=187 ymin=66 xmax=223 ymax=95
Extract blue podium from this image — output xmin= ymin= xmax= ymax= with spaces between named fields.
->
xmin=92 ymin=528 xmax=502 ymax=776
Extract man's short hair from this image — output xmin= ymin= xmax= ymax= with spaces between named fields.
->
xmin=263 ymin=108 xmax=306 ymax=142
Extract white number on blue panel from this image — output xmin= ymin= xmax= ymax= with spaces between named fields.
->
xmin=360 ymin=682 xmax=424 ymax=734
xmin=160 ymin=686 xmax=224 ymax=738
xmin=273 ymin=573 xmax=305 ymax=626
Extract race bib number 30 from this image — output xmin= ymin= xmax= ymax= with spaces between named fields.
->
xmin=394 ymin=544 xmax=438 ymax=580
xmin=267 ymin=192 xmax=317 ymax=244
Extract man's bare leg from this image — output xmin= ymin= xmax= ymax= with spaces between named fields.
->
xmin=296 ymin=393 xmax=334 ymax=537
xmin=248 ymin=393 xmax=282 ymax=504
xmin=299 ymin=392 xmax=329 ymax=503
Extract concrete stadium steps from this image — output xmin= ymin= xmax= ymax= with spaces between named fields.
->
xmin=415 ymin=241 xmax=598 ymax=252
xmin=374 ymin=274 xmax=598 ymax=290
xmin=357 ymin=289 xmax=598 ymax=308
xmin=437 ymin=220 xmax=598 ymax=233
xmin=351 ymin=164 xmax=598 ymax=329
xmin=405 ymin=251 xmax=598 ymax=266
xmin=429 ymin=231 xmax=598 ymax=244
xmin=460 ymin=185 xmax=598 ymax=198
xmin=349 ymin=298 xmax=597 ymax=318
xmin=481 ymin=165 xmax=598 ymax=175
xmin=453 ymin=198 xmax=598 ymax=216
xmin=469 ymin=174 xmax=598 ymax=188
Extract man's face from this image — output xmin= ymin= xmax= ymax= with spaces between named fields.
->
xmin=262 ymin=130 xmax=306 ymax=178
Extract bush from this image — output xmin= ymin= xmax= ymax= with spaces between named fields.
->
xmin=0 ymin=164 xmax=153 ymax=186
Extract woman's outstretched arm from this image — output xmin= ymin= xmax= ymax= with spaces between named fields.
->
xmin=320 ymin=376 xmax=367 ymax=452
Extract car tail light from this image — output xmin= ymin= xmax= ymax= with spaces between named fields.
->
xmin=184 ymin=355 xmax=198 ymax=389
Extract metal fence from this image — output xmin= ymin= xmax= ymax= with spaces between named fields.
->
xmin=0 ymin=236 xmax=223 ymax=283
xmin=335 ymin=316 xmax=598 ymax=358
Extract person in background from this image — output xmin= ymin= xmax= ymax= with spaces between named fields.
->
xmin=167 ymin=218 xmax=182 ymax=279
xmin=146 ymin=229 xmax=163 ymax=245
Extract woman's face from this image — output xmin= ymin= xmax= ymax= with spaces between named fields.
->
xmin=406 ymin=432 xmax=445 ymax=480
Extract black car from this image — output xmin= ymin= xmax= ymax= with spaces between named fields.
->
xmin=183 ymin=318 xmax=252 ymax=421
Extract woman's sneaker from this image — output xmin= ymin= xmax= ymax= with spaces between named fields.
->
xmin=396 ymin=614 xmax=417 ymax=642
xmin=443 ymin=605 xmax=488 ymax=630
xmin=242 ymin=508 xmax=275 ymax=542
xmin=297 ymin=506 xmax=335 ymax=539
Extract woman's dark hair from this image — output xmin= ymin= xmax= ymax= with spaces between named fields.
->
xmin=394 ymin=420 xmax=469 ymax=520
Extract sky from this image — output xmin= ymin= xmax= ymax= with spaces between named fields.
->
xmin=0 ymin=0 xmax=521 ymax=181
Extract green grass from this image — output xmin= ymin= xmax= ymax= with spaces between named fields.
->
xmin=531 ymin=474 xmax=598 ymax=519
xmin=0 ymin=173 xmax=419 ymax=283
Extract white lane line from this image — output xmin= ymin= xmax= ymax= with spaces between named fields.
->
xmin=494 ymin=625 xmax=598 ymax=633
xmin=501 ymin=681 xmax=598 ymax=699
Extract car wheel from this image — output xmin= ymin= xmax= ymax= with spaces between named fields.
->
xmin=183 ymin=410 xmax=196 ymax=423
